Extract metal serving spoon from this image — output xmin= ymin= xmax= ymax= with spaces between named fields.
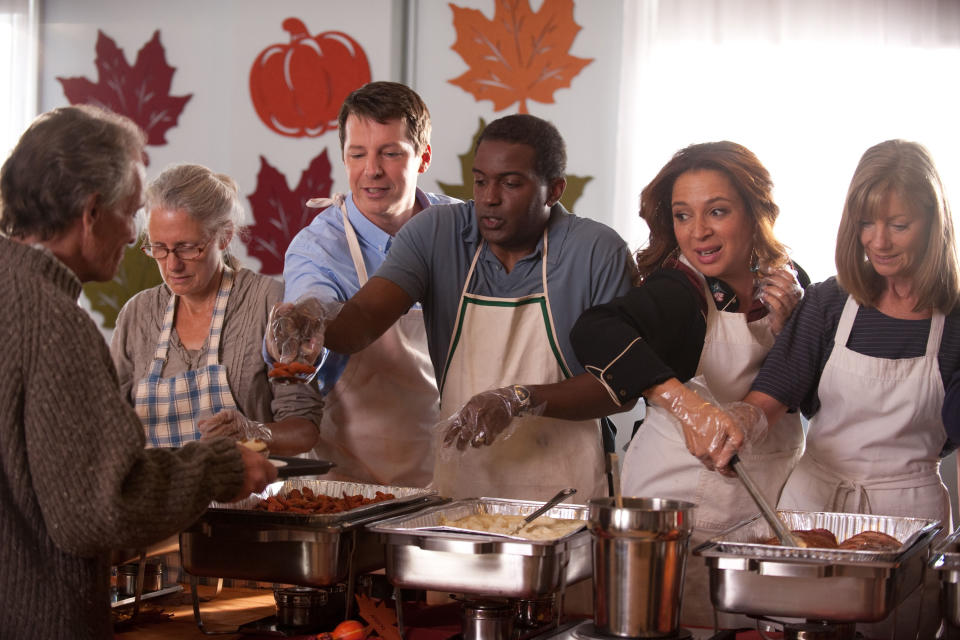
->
xmin=507 ymin=487 xmax=578 ymax=536
xmin=729 ymin=454 xmax=802 ymax=547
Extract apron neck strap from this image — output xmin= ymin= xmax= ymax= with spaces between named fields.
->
xmin=339 ymin=199 xmax=369 ymax=285
xmin=204 ymin=267 xmax=234 ymax=366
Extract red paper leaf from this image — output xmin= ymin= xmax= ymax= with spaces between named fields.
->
xmin=448 ymin=0 xmax=593 ymax=113
xmin=57 ymin=30 xmax=192 ymax=162
xmin=245 ymin=151 xmax=334 ymax=274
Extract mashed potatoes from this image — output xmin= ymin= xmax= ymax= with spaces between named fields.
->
xmin=440 ymin=513 xmax=584 ymax=540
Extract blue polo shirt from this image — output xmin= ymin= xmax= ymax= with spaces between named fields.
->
xmin=282 ymin=188 xmax=459 ymax=392
xmin=374 ymin=200 xmax=635 ymax=383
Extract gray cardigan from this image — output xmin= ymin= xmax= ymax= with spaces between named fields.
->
xmin=110 ymin=267 xmax=324 ymax=432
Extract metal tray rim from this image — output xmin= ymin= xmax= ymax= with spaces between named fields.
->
xmin=694 ymin=509 xmax=941 ymax=565
xmin=368 ymin=496 xmax=590 ymax=547
xmin=930 ymin=526 xmax=960 ymax=570
xmin=202 ymin=479 xmax=439 ymax=528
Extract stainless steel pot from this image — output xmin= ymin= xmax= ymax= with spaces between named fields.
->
xmin=515 ymin=594 xmax=556 ymax=628
xmin=117 ymin=562 xmax=163 ymax=597
xmin=783 ymin=621 xmax=856 ymax=640
xmin=588 ymin=497 xmax=695 ymax=638
xmin=462 ymin=600 xmax=514 ymax=640
xmin=274 ymin=586 xmax=329 ymax=627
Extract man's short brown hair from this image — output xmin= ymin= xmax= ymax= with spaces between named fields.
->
xmin=337 ymin=82 xmax=431 ymax=155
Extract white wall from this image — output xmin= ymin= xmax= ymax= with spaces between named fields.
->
xmin=40 ymin=0 xmax=400 ymax=271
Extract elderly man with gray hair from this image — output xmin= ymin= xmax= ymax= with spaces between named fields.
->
xmin=0 ymin=105 xmax=277 ymax=638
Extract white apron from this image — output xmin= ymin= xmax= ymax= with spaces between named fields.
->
xmin=622 ymin=266 xmax=804 ymax=628
xmin=432 ymin=231 xmax=607 ymax=504
xmin=778 ymin=295 xmax=948 ymax=639
xmin=134 ymin=268 xmax=239 ymax=448
xmin=306 ymin=201 xmax=439 ymax=487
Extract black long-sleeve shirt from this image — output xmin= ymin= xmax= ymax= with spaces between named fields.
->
xmin=571 ymin=262 xmax=810 ymax=404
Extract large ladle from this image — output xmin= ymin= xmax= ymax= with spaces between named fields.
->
xmin=729 ymin=454 xmax=802 ymax=547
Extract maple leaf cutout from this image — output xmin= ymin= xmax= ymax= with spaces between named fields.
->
xmin=448 ymin=0 xmax=593 ymax=113
xmin=83 ymin=245 xmax=163 ymax=329
xmin=245 ymin=151 xmax=334 ymax=275
xmin=354 ymin=593 xmax=402 ymax=640
xmin=438 ymin=117 xmax=593 ymax=212
xmin=57 ymin=30 xmax=192 ymax=164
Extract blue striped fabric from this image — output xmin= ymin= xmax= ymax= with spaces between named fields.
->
xmin=134 ymin=268 xmax=240 ymax=447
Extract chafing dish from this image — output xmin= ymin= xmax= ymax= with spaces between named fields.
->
xmin=693 ymin=510 xmax=941 ymax=622
xmin=367 ymin=497 xmax=591 ymax=599
xmin=180 ymin=479 xmax=440 ymax=586
xmin=930 ymin=526 xmax=960 ymax=628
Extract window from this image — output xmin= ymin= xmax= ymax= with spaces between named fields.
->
xmin=615 ymin=0 xmax=960 ymax=282
xmin=0 ymin=0 xmax=38 ymax=160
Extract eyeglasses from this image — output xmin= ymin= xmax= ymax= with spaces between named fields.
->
xmin=141 ymin=240 xmax=211 ymax=261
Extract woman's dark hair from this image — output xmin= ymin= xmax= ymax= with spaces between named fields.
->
xmin=635 ymin=141 xmax=786 ymax=279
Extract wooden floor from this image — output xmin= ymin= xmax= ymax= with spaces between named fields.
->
xmin=113 ymin=584 xmax=281 ymax=639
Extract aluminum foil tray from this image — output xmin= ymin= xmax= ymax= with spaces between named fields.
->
xmin=180 ymin=480 xmax=441 ymax=587
xmin=930 ymin=527 xmax=960 ymax=627
xmin=700 ymin=510 xmax=939 ymax=563
xmin=693 ymin=510 xmax=942 ymax=622
xmin=367 ymin=497 xmax=592 ymax=598
xmin=203 ymin=478 xmax=438 ymax=528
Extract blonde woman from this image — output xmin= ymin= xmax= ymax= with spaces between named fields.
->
xmin=747 ymin=140 xmax=960 ymax=637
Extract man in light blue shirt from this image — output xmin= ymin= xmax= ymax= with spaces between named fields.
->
xmin=281 ymin=82 xmax=458 ymax=487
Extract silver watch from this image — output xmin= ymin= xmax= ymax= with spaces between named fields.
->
xmin=512 ymin=384 xmax=532 ymax=415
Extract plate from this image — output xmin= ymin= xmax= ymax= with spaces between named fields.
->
xmin=268 ymin=457 xmax=335 ymax=478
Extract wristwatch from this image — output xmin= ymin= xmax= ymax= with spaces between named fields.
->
xmin=511 ymin=385 xmax=532 ymax=416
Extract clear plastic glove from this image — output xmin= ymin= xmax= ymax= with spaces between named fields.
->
xmin=265 ymin=297 xmax=339 ymax=381
xmin=198 ymin=408 xmax=273 ymax=446
xmin=439 ymin=385 xmax=545 ymax=451
xmin=755 ymin=263 xmax=804 ymax=335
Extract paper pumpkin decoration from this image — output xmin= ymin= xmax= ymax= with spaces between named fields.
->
xmin=250 ymin=18 xmax=371 ymax=137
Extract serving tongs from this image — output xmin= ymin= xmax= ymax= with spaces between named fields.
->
xmin=729 ymin=454 xmax=802 ymax=548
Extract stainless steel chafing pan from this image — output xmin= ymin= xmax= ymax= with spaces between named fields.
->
xmin=367 ymin=497 xmax=591 ymax=599
xmin=930 ymin=526 xmax=960 ymax=628
xmin=180 ymin=479 xmax=440 ymax=587
xmin=693 ymin=510 xmax=941 ymax=622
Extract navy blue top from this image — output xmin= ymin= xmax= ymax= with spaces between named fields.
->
xmin=750 ymin=277 xmax=960 ymax=454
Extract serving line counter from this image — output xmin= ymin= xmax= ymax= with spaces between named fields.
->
xmin=111 ymin=483 xmax=954 ymax=640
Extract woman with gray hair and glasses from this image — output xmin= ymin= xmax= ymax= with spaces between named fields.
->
xmin=110 ymin=163 xmax=322 ymax=454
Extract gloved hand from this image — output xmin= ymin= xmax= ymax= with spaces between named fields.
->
xmin=198 ymin=408 xmax=273 ymax=446
xmin=265 ymin=297 xmax=338 ymax=368
xmin=440 ymin=385 xmax=544 ymax=451
xmin=755 ymin=263 xmax=804 ymax=335
xmin=721 ymin=401 xmax=769 ymax=454
xmin=651 ymin=382 xmax=750 ymax=473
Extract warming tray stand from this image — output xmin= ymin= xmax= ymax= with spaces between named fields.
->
xmin=368 ymin=497 xmax=592 ymax=638
xmin=930 ymin=526 xmax=960 ymax=631
xmin=179 ymin=479 xmax=443 ymax=634
xmin=693 ymin=510 xmax=941 ymax=625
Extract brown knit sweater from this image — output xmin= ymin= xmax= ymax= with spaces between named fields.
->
xmin=0 ymin=237 xmax=246 ymax=638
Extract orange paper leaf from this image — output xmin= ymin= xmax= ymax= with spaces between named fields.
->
xmin=354 ymin=594 xmax=402 ymax=640
xmin=448 ymin=0 xmax=593 ymax=113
